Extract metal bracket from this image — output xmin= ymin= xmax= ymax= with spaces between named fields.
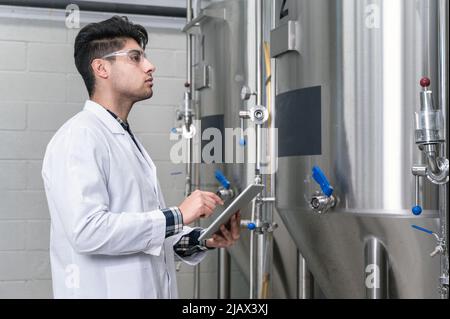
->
xmin=270 ymin=20 xmax=301 ymax=58
xmin=239 ymin=106 xmax=269 ymax=125
xmin=194 ymin=64 xmax=211 ymax=90
xmin=182 ymin=7 xmax=227 ymax=34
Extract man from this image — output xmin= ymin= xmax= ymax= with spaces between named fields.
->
xmin=42 ymin=16 xmax=241 ymax=299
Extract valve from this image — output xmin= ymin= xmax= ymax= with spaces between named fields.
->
xmin=174 ymin=92 xmax=196 ymax=139
xmin=215 ymin=169 xmax=230 ymax=190
xmin=214 ymin=170 xmax=235 ymax=201
xmin=310 ymin=166 xmax=337 ymax=214
xmin=411 ymin=225 xmax=445 ymax=257
xmin=241 ymin=220 xmax=256 ymax=231
xmin=312 ymin=166 xmax=334 ymax=197
xmin=241 ymin=220 xmax=278 ymax=234
xmin=413 ymin=77 xmax=449 ymax=185
xmin=412 ymin=78 xmax=449 ymax=215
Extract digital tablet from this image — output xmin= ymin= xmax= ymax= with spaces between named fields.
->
xmin=198 ymin=183 xmax=264 ymax=241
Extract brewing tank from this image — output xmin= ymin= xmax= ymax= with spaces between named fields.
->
xmin=193 ymin=0 xmax=299 ymax=298
xmin=272 ymin=0 xmax=442 ymax=298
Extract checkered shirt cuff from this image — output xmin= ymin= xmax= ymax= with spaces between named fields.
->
xmin=174 ymin=228 xmax=215 ymax=258
xmin=161 ymin=207 xmax=183 ymax=238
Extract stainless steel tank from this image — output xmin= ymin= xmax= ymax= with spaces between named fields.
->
xmin=272 ymin=0 xmax=442 ymax=298
xmin=192 ymin=0 xmax=299 ymax=298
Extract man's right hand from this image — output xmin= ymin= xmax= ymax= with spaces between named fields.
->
xmin=178 ymin=190 xmax=224 ymax=225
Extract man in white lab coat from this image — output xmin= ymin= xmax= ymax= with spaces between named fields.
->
xmin=42 ymin=16 xmax=241 ymax=299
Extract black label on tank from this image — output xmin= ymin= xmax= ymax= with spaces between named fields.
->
xmin=280 ymin=0 xmax=289 ymax=20
xmin=201 ymin=114 xmax=225 ymax=163
xmin=276 ymin=86 xmax=322 ymax=157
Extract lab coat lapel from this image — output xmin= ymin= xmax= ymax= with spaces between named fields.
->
xmin=84 ymin=100 xmax=156 ymax=194
xmin=83 ymin=100 xmax=125 ymax=135
xmin=134 ymin=137 xmax=160 ymax=204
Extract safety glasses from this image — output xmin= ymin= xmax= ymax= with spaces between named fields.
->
xmin=101 ymin=49 xmax=147 ymax=64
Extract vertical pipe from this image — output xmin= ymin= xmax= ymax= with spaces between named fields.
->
xmin=249 ymin=199 xmax=257 ymax=298
xmin=364 ymin=237 xmax=388 ymax=299
xmin=218 ymin=249 xmax=231 ymax=299
xmin=439 ymin=184 xmax=449 ymax=299
xmin=186 ymin=0 xmax=193 ymax=91
xmin=254 ymin=0 xmax=264 ymax=298
xmin=256 ymin=201 xmax=264 ymax=297
xmin=255 ymin=0 xmax=263 ymax=175
xmin=297 ymin=252 xmax=314 ymax=299
xmin=186 ymin=0 xmax=200 ymax=300
xmin=256 ymin=0 xmax=263 ymax=107
xmin=249 ymin=0 xmax=261 ymax=299
xmin=438 ymin=0 xmax=449 ymax=300
xmin=415 ymin=175 xmax=420 ymax=207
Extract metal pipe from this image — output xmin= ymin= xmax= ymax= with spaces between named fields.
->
xmin=218 ymin=248 xmax=230 ymax=299
xmin=185 ymin=0 xmax=200 ymax=299
xmin=0 ymin=0 xmax=186 ymax=18
xmin=256 ymin=201 xmax=264 ymax=297
xmin=364 ymin=237 xmax=388 ymax=299
xmin=254 ymin=0 xmax=275 ymax=299
xmin=249 ymin=198 xmax=257 ymax=299
xmin=297 ymin=253 xmax=314 ymax=299
xmin=186 ymin=2 xmax=193 ymax=91
xmin=256 ymin=125 xmax=262 ymax=174
xmin=254 ymin=0 xmax=263 ymax=175
xmin=415 ymin=175 xmax=420 ymax=207
xmin=424 ymin=146 xmax=440 ymax=175
xmin=439 ymin=184 xmax=449 ymax=298
xmin=252 ymin=0 xmax=264 ymax=297
xmin=438 ymin=0 xmax=449 ymax=299
xmin=256 ymin=0 xmax=263 ymax=107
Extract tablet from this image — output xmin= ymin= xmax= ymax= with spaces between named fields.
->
xmin=198 ymin=183 xmax=264 ymax=241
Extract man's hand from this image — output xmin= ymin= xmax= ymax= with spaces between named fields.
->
xmin=205 ymin=211 xmax=241 ymax=249
xmin=178 ymin=190 xmax=224 ymax=225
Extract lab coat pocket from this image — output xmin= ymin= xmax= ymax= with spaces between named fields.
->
xmin=105 ymin=262 xmax=156 ymax=299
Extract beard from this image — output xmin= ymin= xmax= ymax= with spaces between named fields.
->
xmin=127 ymin=85 xmax=153 ymax=104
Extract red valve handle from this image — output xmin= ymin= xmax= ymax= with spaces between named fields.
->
xmin=420 ymin=77 xmax=431 ymax=88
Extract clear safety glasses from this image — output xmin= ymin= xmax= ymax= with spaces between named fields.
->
xmin=101 ymin=49 xmax=148 ymax=65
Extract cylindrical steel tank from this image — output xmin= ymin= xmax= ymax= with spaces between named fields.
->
xmin=272 ymin=0 xmax=442 ymax=298
xmin=193 ymin=0 xmax=299 ymax=298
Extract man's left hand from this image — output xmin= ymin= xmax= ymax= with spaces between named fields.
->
xmin=205 ymin=211 xmax=241 ymax=248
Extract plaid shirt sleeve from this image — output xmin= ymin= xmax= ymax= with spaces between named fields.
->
xmin=160 ymin=207 xmax=184 ymax=238
xmin=174 ymin=228 xmax=215 ymax=258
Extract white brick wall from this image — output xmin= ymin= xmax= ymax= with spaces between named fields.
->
xmin=0 ymin=103 xmax=27 ymax=130
xmin=0 ymin=42 xmax=27 ymax=71
xmin=0 ymin=14 xmax=248 ymax=300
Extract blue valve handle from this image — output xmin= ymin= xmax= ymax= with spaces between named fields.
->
xmin=247 ymin=223 xmax=256 ymax=230
xmin=411 ymin=225 xmax=434 ymax=235
xmin=412 ymin=205 xmax=423 ymax=216
xmin=312 ymin=166 xmax=334 ymax=197
xmin=215 ymin=170 xmax=231 ymax=190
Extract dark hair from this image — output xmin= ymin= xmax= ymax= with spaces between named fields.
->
xmin=74 ymin=16 xmax=148 ymax=97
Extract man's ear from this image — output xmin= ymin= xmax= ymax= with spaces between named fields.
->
xmin=91 ymin=58 xmax=109 ymax=79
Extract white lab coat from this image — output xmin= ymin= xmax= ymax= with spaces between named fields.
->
xmin=42 ymin=100 xmax=206 ymax=299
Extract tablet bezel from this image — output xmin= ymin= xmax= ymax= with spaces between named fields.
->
xmin=198 ymin=184 xmax=264 ymax=241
